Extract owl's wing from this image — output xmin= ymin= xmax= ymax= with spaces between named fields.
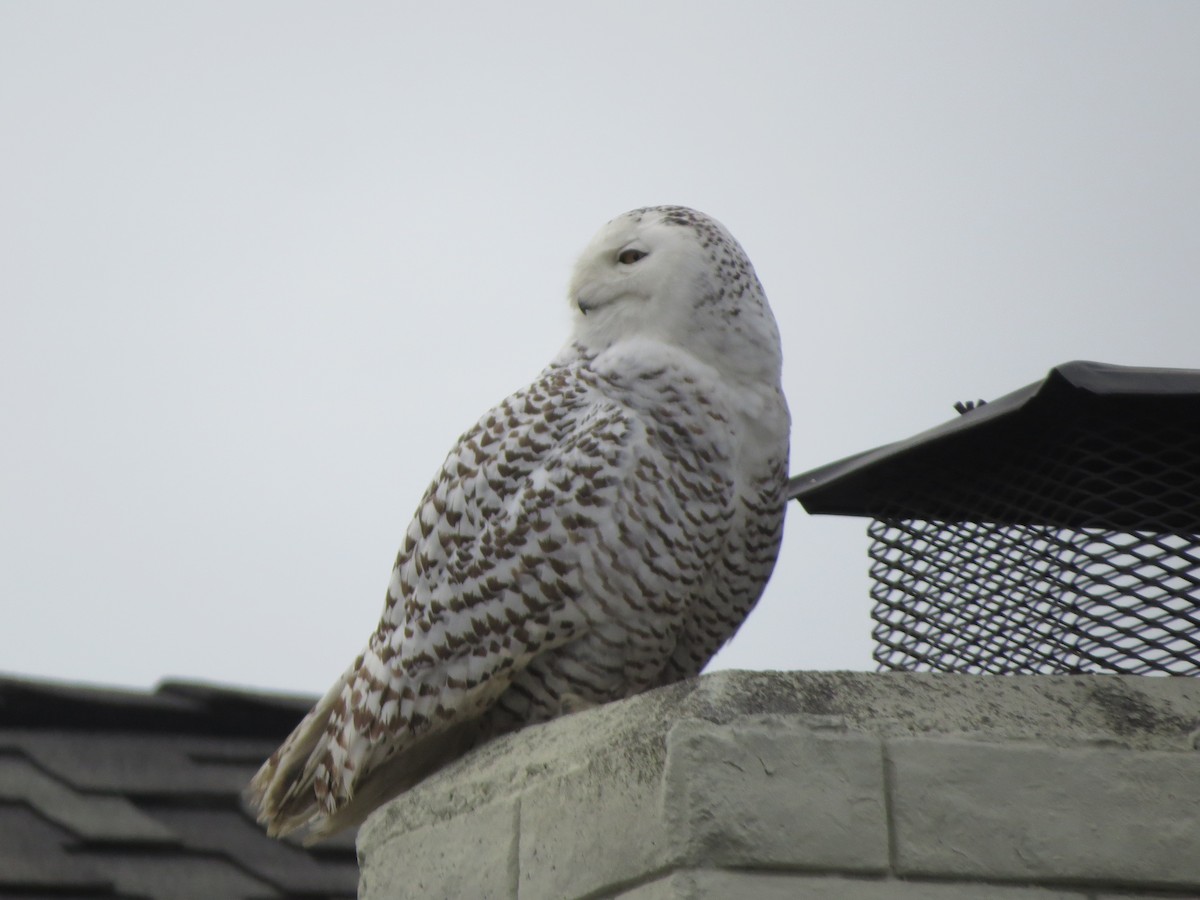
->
xmin=248 ymin=366 xmax=690 ymax=838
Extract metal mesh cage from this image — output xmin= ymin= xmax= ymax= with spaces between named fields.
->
xmin=869 ymin=521 xmax=1200 ymax=674
xmin=789 ymin=361 xmax=1200 ymax=675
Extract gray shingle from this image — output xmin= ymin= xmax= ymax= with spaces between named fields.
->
xmin=147 ymin=807 xmax=357 ymax=896
xmin=0 ymin=677 xmax=360 ymax=899
xmin=0 ymin=732 xmax=276 ymax=796
xmin=73 ymin=852 xmax=281 ymax=900
xmin=0 ymin=754 xmax=176 ymax=844
xmin=0 ymin=804 xmax=113 ymax=892
xmin=0 ymin=731 xmax=178 ymax=794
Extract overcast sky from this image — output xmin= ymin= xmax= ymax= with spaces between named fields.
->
xmin=2 ymin=2 xmax=1198 ymax=695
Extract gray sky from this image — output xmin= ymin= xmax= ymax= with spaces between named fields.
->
xmin=2 ymin=2 xmax=1198 ymax=695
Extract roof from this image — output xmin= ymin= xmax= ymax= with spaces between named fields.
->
xmin=788 ymin=360 xmax=1200 ymax=530
xmin=0 ymin=675 xmax=357 ymax=899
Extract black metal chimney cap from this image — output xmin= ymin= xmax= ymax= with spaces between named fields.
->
xmin=787 ymin=360 xmax=1200 ymax=530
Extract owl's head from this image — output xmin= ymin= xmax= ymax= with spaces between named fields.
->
xmin=567 ymin=206 xmax=783 ymax=385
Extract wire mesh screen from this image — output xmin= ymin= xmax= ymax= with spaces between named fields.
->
xmin=870 ymin=519 xmax=1200 ymax=674
xmin=863 ymin=393 xmax=1200 ymax=675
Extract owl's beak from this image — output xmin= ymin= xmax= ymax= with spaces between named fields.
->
xmin=575 ymin=291 xmax=610 ymax=316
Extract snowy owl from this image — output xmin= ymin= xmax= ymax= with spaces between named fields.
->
xmin=247 ymin=205 xmax=790 ymax=839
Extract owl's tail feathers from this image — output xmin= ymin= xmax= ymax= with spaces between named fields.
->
xmin=309 ymin=715 xmax=487 ymax=837
xmin=245 ymin=668 xmax=493 ymax=843
xmin=244 ymin=669 xmax=352 ymax=841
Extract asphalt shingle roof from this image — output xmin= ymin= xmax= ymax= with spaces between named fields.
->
xmin=0 ymin=676 xmax=357 ymax=899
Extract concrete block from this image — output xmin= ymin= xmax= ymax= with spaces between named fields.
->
xmin=613 ymin=871 xmax=1089 ymax=900
xmin=357 ymin=671 xmax=1200 ymax=898
xmin=358 ymin=796 xmax=517 ymax=900
xmin=663 ymin=717 xmax=889 ymax=873
xmin=519 ymin=768 xmax=672 ymax=900
xmin=889 ymin=738 xmax=1200 ymax=889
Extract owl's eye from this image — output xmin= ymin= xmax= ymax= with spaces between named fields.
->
xmin=617 ymin=248 xmax=648 ymax=265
